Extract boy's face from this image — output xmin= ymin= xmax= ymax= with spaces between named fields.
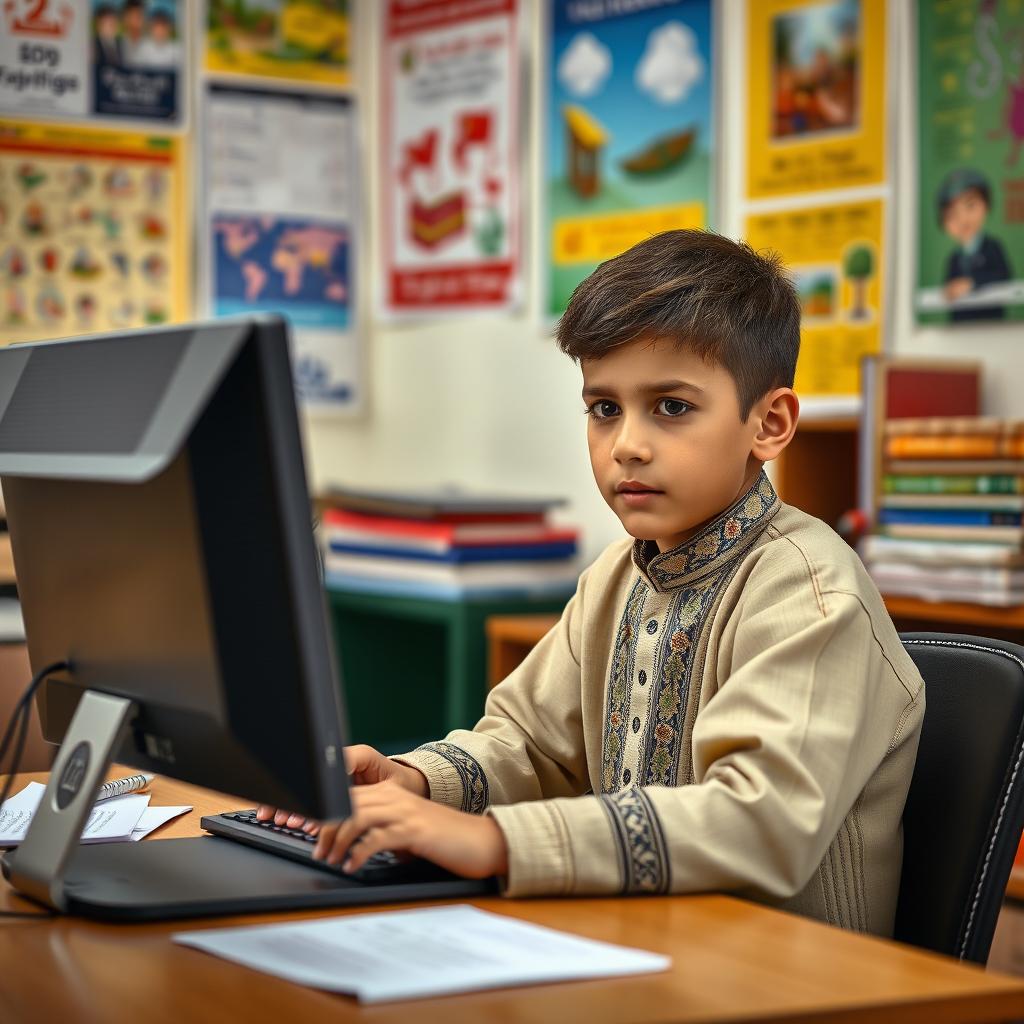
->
xmin=942 ymin=188 xmax=988 ymax=245
xmin=582 ymin=336 xmax=768 ymax=552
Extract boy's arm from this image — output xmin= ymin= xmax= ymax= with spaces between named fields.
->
xmin=485 ymin=571 xmax=923 ymax=898
xmin=391 ymin=566 xmax=593 ymax=812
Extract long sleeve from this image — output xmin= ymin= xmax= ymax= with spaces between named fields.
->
xmin=486 ymin=569 xmax=922 ymax=898
xmin=392 ymin=567 xmax=594 ymax=814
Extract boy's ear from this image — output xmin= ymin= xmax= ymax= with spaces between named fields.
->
xmin=750 ymin=388 xmax=799 ymax=462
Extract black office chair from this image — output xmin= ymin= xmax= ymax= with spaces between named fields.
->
xmin=895 ymin=632 xmax=1024 ymax=963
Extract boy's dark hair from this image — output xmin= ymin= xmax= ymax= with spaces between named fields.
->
xmin=937 ymin=168 xmax=991 ymax=223
xmin=556 ymin=229 xmax=800 ymax=420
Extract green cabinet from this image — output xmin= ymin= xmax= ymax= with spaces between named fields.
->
xmin=325 ymin=587 xmax=570 ymax=754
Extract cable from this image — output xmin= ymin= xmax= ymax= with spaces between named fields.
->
xmin=0 ymin=660 xmax=70 ymax=919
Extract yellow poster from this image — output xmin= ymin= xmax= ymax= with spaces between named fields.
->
xmin=745 ymin=0 xmax=886 ymax=199
xmin=744 ymin=197 xmax=884 ymax=396
xmin=0 ymin=120 xmax=188 ymax=346
xmin=205 ymin=1 xmax=350 ymax=86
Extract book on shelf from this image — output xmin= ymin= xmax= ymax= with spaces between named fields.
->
xmin=858 ymin=356 xmax=981 ymax=518
xmin=324 ymin=551 xmax=580 ymax=587
xmin=880 ymin=494 xmax=1024 ymax=510
xmin=883 ymin=473 xmax=1024 ymax=495
xmin=877 ymin=508 xmax=1022 ymax=527
xmin=321 ymin=508 xmax=579 ymax=551
xmin=883 ymin=417 xmax=1024 ymax=460
xmin=326 ymin=539 xmax=578 ymax=564
xmin=860 ymin=535 xmax=1024 ymax=568
xmin=879 ymin=522 xmax=1024 ymax=543
xmin=320 ymin=485 xmax=565 ymax=522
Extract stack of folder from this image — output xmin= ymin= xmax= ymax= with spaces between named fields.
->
xmin=318 ymin=486 xmax=580 ymax=600
xmin=860 ymin=417 xmax=1024 ymax=606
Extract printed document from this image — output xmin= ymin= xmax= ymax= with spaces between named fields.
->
xmin=0 ymin=781 xmax=150 ymax=845
xmin=174 ymin=904 xmax=671 ymax=1003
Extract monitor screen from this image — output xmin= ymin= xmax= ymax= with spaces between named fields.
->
xmin=0 ymin=316 xmax=351 ymax=821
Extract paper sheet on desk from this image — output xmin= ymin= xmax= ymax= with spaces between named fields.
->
xmin=131 ymin=804 xmax=191 ymax=840
xmin=0 ymin=781 xmax=150 ymax=846
xmin=173 ymin=904 xmax=671 ymax=1004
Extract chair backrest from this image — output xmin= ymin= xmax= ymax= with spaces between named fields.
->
xmin=896 ymin=633 xmax=1024 ymax=963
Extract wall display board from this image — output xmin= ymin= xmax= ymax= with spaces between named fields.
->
xmin=379 ymin=0 xmax=524 ymax=317
xmin=204 ymin=0 xmax=351 ymax=87
xmin=0 ymin=118 xmax=188 ymax=345
xmin=544 ymin=0 xmax=714 ymax=317
xmin=915 ymin=0 xmax=1024 ymax=325
xmin=745 ymin=0 xmax=885 ymax=199
xmin=0 ymin=0 xmax=185 ymax=124
xmin=744 ymin=197 xmax=884 ymax=397
xmin=201 ymin=84 xmax=359 ymax=411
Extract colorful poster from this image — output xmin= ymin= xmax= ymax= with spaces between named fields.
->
xmin=744 ymin=197 xmax=885 ymax=396
xmin=205 ymin=0 xmax=351 ymax=87
xmin=0 ymin=0 xmax=184 ymax=124
xmin=203 ymin=85 xmax=359 ymax=410
xmin=916 ymin=0 xmax=1024 ymax=325
xmin=0 ymin=0 xmax=89 ymax=119
xmin=545 ymin=0 xmax=713 ymax=317
xmin=380 ymin=0 xmax=523 ymax=316
xmin=89 ymin=0 xmax=183 ymax=121
xmin=0 ymin=119 xmax=188 ymax=345
xmin=745 ymin=0 xmax=886 ymax=199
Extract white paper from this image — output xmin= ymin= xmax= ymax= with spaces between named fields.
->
xmin=173 ymin=904 xmax=671 ymax=1004
xmin=0 ymin=781 xmax=150 ymax=846
xmin=130 ymin=805 xmax=191 ymax=841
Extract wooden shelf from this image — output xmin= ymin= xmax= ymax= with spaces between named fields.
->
xmin=772 ymin=417 xmax=858 ymax=528
xmin=883 ymin=595 xmax=1024 ymax=632
xmin=1008 ymin=866 xmax=1024 ymax=903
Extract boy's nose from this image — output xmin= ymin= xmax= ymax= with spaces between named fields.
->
xmin=611 ymin=417 xmax=652 ymax=463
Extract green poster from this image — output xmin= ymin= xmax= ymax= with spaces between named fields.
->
xmin=916 ymin=0 xmax=1024 ymax=325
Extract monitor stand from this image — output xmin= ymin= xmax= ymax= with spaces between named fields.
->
xmin=2 ymin=688 xmax=496 ymax=921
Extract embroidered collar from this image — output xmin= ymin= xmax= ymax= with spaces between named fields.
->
xmin=631 ymin=470 xmax=780 ymax=593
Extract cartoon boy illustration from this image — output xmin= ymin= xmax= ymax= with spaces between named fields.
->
xmin=938 ymin=168 xmax=1013 ymax=321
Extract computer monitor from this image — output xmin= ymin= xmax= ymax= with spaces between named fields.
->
xmin=0 ymin=316 xmax=354 ymax=915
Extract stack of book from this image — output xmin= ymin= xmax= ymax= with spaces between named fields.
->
xmin=860 ymin=416 xmax=1024 ymax=606
xmin=318 ymin=486 xmax=580 ymax=600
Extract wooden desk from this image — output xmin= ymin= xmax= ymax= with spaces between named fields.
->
xmin=2 ymin=771 xmax=1024 ymax=1023
xmin=486 ymin=613 xmax=560 ymax=687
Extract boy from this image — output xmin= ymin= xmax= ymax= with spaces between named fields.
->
xmin=939 ymin=168 xmax=1013 ymax=322
xmin=260 ymin=230 xmax=924 ymax=936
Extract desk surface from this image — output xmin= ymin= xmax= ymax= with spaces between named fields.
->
xmin=2 ymin=770 xmax=1024 ymax=1023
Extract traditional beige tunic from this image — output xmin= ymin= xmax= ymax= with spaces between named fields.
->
xmin=396 ymin=471 xmax=925 ymax=935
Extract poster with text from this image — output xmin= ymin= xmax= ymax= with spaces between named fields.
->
xmin=205 ymin=0 xmax=351 ymax=87
xmin=0 ymin=119 xmax=188 ymax=345
xmin=546 ymin=0 xmax=713 ymax=317
xmin=744 ymin=197 xmax=884 ymax=396
xmin=746 ymin=0 xmax=885 ymax=200
xmin=916 ymin=0 xmax=1024 ymax=325
xmin=380 ymin=0 xmax=523 ymax=316
xmin=0 ymin=0 xmax=184 ymax=124
xmin=203 ymin=85 xmax=359 ymax=411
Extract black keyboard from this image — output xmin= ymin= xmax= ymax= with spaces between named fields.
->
xmin=201 ymin=809 xmax=459 ymax=885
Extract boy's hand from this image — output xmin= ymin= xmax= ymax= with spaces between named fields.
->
xmin=312 ymin=779 xmax=508 ymax=879
xmin=944 ymin=276 xmax=973 ymax=301
xmin=255 ymin=743 xmax=428 ymax=830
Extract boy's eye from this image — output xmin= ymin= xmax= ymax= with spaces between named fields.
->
xmin=656 ymin=398 xmax=692 ymax=417
xmin=587 ymin=400 xmax=619 ymax=419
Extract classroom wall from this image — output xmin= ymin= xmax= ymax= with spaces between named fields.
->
xmin=302 ymin=1 xmax=1024 ymax=566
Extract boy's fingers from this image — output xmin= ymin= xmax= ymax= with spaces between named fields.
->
xmin=285 ymin=812 xmax=306 ymax=829
xmin=273 ymin=808 xmax=291 ymax=826
xmin=255 ymin=805 xmax=274 ymax=821
xmin=343 ymin=826 xmax=400 ymax=874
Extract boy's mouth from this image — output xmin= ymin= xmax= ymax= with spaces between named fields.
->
xmin=616 ymin=481 xmax=664 ymax=505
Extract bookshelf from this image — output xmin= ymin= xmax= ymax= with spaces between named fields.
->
xmin=772 ymin=417 xmax=859 ymax=530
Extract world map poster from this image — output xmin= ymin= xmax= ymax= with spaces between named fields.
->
xmin=202 ymin=84 xmax=359 ymax=411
